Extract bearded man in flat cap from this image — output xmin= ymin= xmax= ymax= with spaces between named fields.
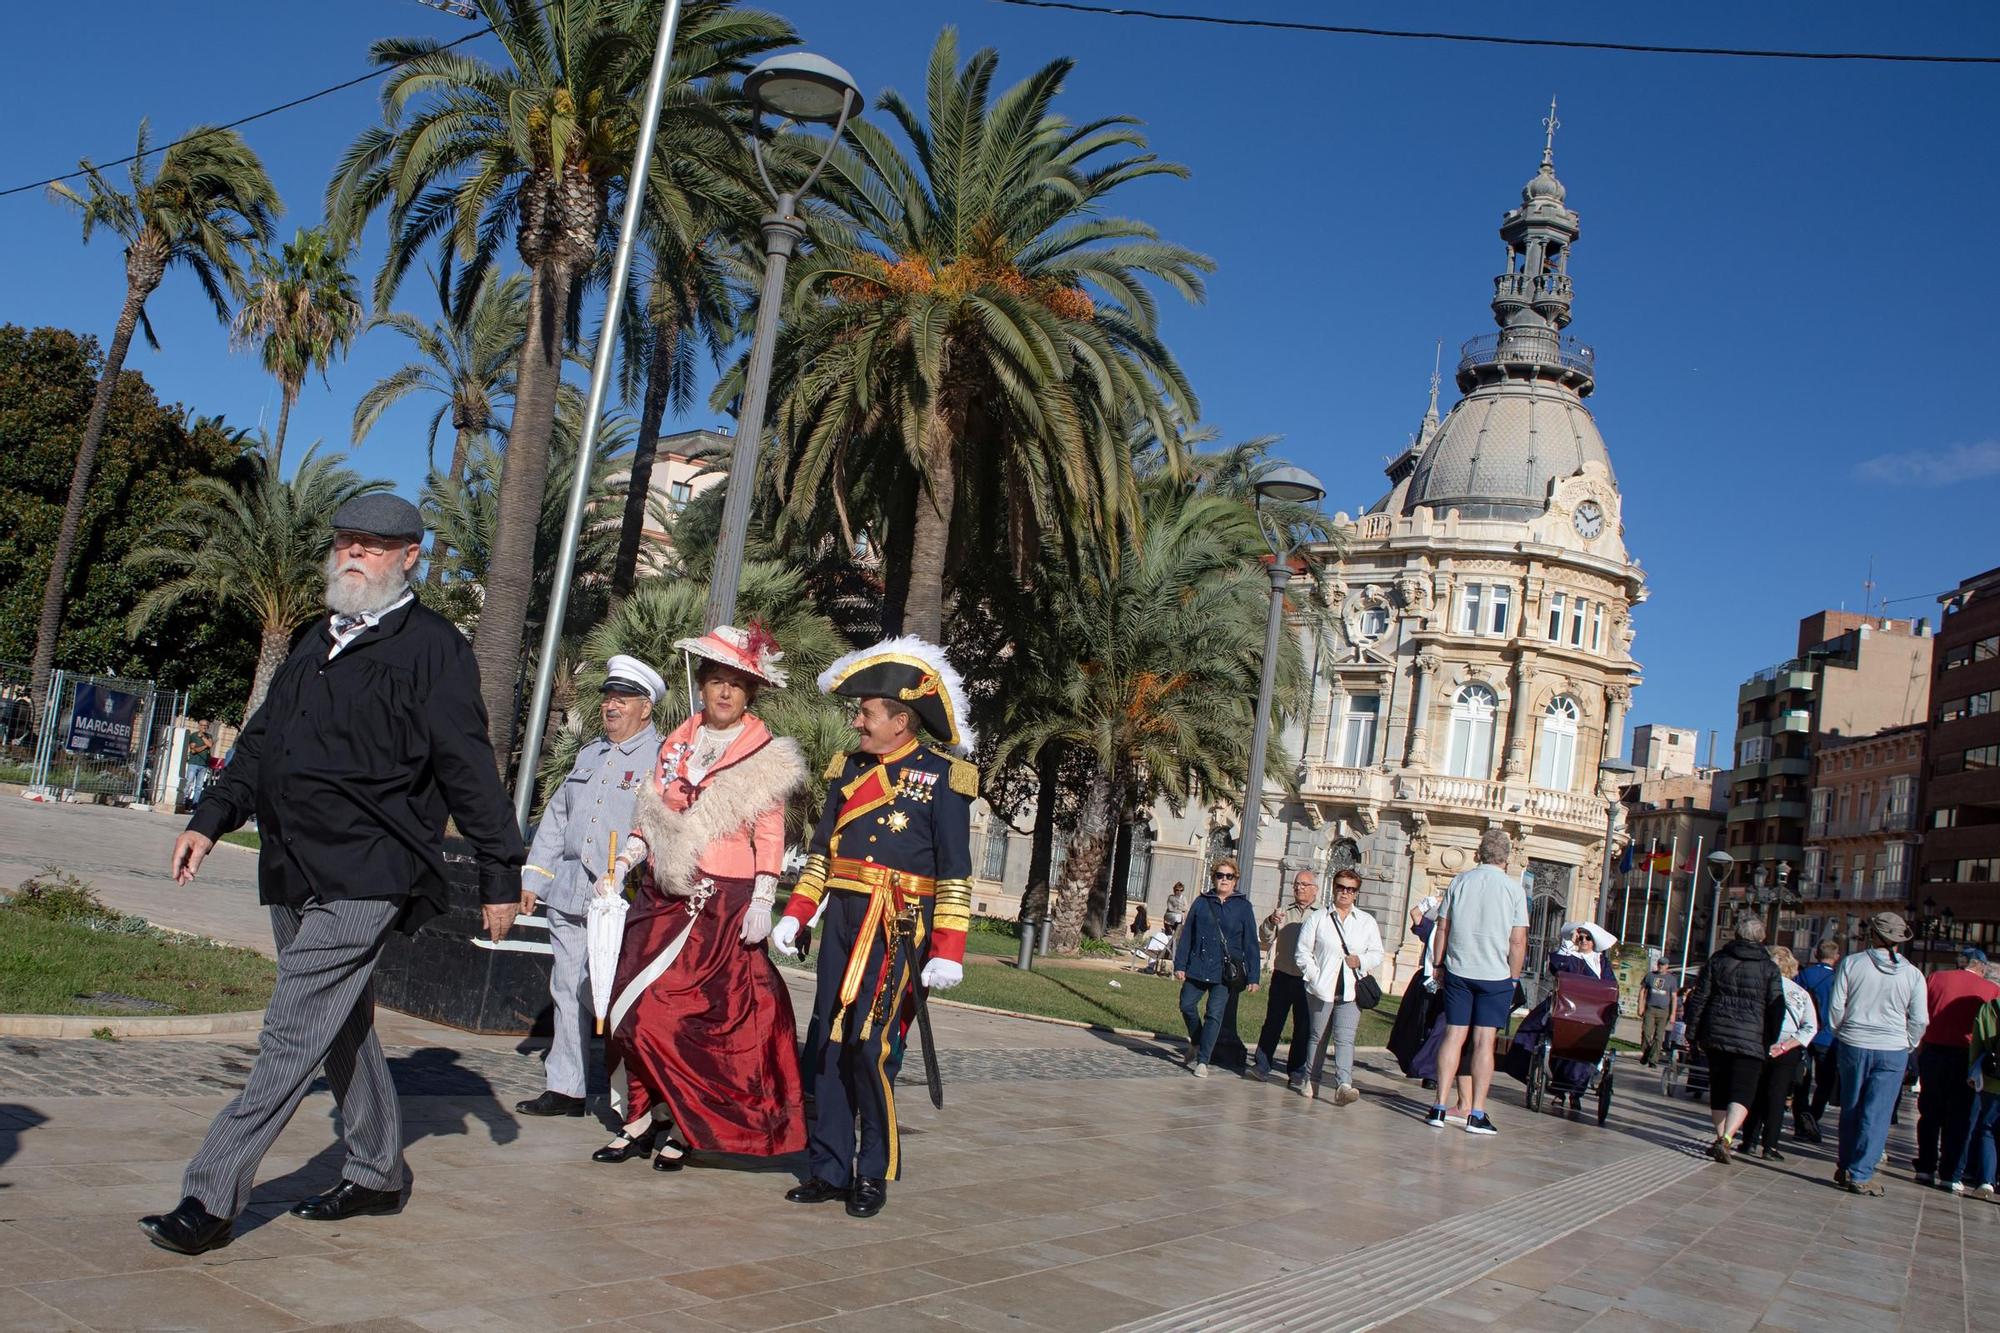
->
xmin=141 ymin=493 xmax=525 ymax=1255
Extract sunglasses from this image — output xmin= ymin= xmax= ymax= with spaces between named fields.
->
xmin=1335 ymin=883 xmax=1360 ymax=892
xmin=1213 ymin=872 xmax=1237 ymax=881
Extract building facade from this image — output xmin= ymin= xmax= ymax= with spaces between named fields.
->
xmin=1609 ymin=770 xmax=1727 ymax=964
xmin=1797 ymin=724 xmax=1923 ymax=955
xmin=1916 ymin=566 xmax=2000 ymax=960
xmin=632 ymin=428 xmax=730 ymax=571
xmin=1632 ymin=722 xmax=1711 ymax=779
xmin=1726 ymin=612 xmax=1933 ymax=916
xmin=1282 ymin=132 xmax=1645 ymax=991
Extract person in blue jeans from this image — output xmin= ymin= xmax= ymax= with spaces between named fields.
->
xmin=1173 ymin=858 xmax=1260 ymax=1077
xmin=1791 ymin=938 xmax=1842 ymax=1138
xmin=1828 ymin=912 xmax=1929 ymax=1195
xmin=1965 ymin=972 xmax=2000 ymax=1200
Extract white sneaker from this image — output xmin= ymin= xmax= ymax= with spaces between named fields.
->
xmin=1973 ymin=1184 xmax=1995 ymax=1201
xmin=1192 ymin=1062 xmax=1210 ymax=1078
xmin=1948 ymin=1180 xmax=1966 ymax=1195
xmin=1334 ymin=1085 xmax=1361 ymax=1107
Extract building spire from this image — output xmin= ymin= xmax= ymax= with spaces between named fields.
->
xmin=1542 ymin=95 xmax=1560 ymax=168
xmin=1414 ymin=340 xmax=1444 ymax=450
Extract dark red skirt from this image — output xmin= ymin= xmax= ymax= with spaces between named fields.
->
xmin=603 ymin=873 xmax=804 ymax=1156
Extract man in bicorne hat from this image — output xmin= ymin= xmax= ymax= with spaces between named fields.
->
xmin=514 ymin=654 xmax=666 ymax=1119
xmin=772 ymin=636 xmax=975 ymax=1218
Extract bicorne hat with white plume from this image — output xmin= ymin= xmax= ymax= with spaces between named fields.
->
xmin=817 ymin=636 xmax=975 ymax=756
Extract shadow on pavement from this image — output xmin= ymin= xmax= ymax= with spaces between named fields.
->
xmin=0 ymin=1103 xmax=48 ymax=1186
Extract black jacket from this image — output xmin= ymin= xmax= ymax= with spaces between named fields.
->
xmin=188 ymin=599 xmax=524 ymax=932
xmin=1685 ymin=938 xmax=1784 ymax=1058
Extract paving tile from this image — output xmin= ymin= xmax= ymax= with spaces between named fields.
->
xmin=644 ymin=1289 xmax=837 ymax=1332
xmin=785 ymin=1264 xmax=961 ymax=1313
xmin=23 ymin=1268 xmax=306 ymax=1332
xmin=477 ymin=1277 xmax=713 ymax=1329
xmin=664 ymin=1258 xmax=844 ymax=1302
xmin=948 ymin=1268 xmax=1167 ymax=1332
xmin=0 ymin=1287 xmax=92 ymax=1332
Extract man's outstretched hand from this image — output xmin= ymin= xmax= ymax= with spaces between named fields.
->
xmin=170 ymin=831 xmax=214 ymax=885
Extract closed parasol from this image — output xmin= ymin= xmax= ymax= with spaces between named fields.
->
xmin=588 ymin=832 xmax=629 ymax=1034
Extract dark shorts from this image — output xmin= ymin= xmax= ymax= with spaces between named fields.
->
xmin=1442 ymin=974 xmax=1514 ymax=1029
xmin=1706 ymin=1049 xmax=1766 ymax=1111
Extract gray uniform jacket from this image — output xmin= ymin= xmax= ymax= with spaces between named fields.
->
xmin=523 ymin=725 xmax=661 ymax=915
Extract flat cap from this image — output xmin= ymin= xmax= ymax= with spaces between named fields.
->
xmin=331 ymin=494 xmax=425 ymax=541
xmin=1867 ymin=910 xmax=1912 ymax=944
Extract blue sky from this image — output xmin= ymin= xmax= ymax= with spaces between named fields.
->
xmin=2 ymin=1 xmax=1995 ymax=752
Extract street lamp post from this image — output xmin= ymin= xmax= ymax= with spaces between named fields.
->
xmin=1692 ymin=848 xmax=1732 ymax=980
xmin=1597 ymin=759 xmax=1638 ymax=930
xmin=1235 ymin=463 xmax=1326 ymax=914
xmin=703 ymin=53 xmax=861 ymax=633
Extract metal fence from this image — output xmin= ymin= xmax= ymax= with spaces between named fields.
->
xmin=9 ymin=665 xmax=186 ymax=804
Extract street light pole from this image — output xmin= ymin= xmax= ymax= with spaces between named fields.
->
xmin=512 ymin=0 xmax=686 ymax=831
xmin=1596 ymin=760 xmax=1637 ymax=929
xmin=702 ymin=54 xmax=861 ymax=632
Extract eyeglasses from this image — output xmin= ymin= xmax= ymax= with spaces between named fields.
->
xmin=1213 ymin=872 xmax=1237 ymax=881
xmin=1335 ymin=883 xmax=1360 ymax=892
xmin=332 ymin=532 xmax=406 ymax=556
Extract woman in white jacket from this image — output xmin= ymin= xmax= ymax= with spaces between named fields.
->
xmin=1295 ymin=868 xmax=1384 ymax=1105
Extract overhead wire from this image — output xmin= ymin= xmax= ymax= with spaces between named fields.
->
xmin=989 ymin=0 xmax=2000 ymax=65
xmin=0 ymin=0 xmax=556 ymax=202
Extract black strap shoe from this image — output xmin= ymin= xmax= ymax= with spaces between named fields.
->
xmin=784 ymin=1177 xmax=848 ymax=1204
xmin=138 ymin=1196 xmax=233 ymax=1255
xmin=515 ymin=1090 xmax=587 ymax=1117
xmin=288 ymin=1180 xmax=403 ymax=1222
xmin=592 ymin=1127 xmax=660 ymax=1164
xmin=845 ymin=1177 xmax=888 ymax=1218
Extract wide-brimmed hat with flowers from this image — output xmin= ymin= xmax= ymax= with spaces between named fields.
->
xmin=671 ymin=623 xmax=788 ymax=688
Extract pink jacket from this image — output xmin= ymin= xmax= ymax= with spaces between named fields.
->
xmin=636 ymin=713 xmax=794 ymax=887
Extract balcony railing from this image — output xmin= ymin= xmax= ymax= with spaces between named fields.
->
xmin=1492 ymin=272 xmax=1574 ymax=304
xmin=1299 ymin=764 xmax=1607 ymax=831
xmin=1457 ymin=332 xmax=1595 ymax=378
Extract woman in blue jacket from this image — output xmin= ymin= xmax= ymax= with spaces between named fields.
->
xmin=1174 ymin=858 xmax=1261 ymax=1076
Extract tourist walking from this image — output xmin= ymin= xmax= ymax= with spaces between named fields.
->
xmin=1174 ymin=858 xmax=1260 ymax=1077
xmin=1296 ymin=868 xmax=1383 ymax=1104
xmin=1255 ymin=870 xmax=1320 ymax=1088
xmin=1639 ymin=957 xmax=1678 ymax=1066
xmin=1964 ymin=966 xmax=2000 ymax=1200
xmin=1738 ymin=946 xmax=1818 ymax=1161
xmin=1913 ymin=945 xmax=1999 ymax=1190
xmin=514 ymin=654 xmax=664 ymax=1121
xmin=142 ymin=495 xmax=524 ymax=1255
xmin=1683 ymin=914 xmax=1783 ymax=1165
xmin=1792 ymin=938 xmax=1842 ymax=1140
xmin=1426 ymin=829 xmax=1528 ymax=1137
xmin=596 ymin=627 xmax=805 ymax=1172
xmin=1829 ymin=912 xmax=1928 ymax=1195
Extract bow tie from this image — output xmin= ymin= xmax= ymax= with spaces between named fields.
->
xmin=332 ymin=613 xmax=367 ymax=636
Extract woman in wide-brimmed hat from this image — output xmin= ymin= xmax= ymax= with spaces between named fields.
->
xmin=592 ymin=624 xmax=805 ymax=1171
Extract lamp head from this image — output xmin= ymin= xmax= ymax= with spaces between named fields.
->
xmin=745 ymin=52 xmax=861 ymax=124
xmin=1253 ymin=462 xmax=1326 ymax=506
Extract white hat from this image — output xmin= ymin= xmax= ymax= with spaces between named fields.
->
xmin=671 ymin=624 xmax=789 ymax=688
xmin=602 ymin=654 xmax=666 ymax=703
xmin=1562 ymin=921 xmax=1618 ymax=953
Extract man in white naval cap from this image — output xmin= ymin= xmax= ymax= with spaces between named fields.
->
xmin=514 ymin=654 xmax=666 ymax=1117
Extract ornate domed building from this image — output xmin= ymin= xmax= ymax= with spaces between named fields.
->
xmin=1299 ymin=113 xmax=1647 ymax=988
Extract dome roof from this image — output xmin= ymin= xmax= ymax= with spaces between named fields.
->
xmin=1399 ymin=379 xmax=1612 ymax=520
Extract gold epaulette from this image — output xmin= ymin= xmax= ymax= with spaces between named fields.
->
xmin=938 ymin=750 xmax=979 ymax=798
xmin=823 ymin=750 xmax=851 ymax=781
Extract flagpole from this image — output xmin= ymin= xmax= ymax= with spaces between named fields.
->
xmin=1679 ymin=834 xmax=1703 ymax=975
xmin=1639 ymin=837 xmax=1659 ymax=949
xmin=1657 ymin=835 xmax=1679 ymax=955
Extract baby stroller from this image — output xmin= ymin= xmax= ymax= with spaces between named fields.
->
xmin=1519 ymin=971 xmax=1620 ymax=1125
xmin=1657 ymin=1021 xmax=1711 ymax=1104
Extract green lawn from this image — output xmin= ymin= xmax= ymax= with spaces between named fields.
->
xmin=220 ymin=830 xmax=261 ymax=850
xmin=0 ymin=911 xmax=276 ymax=1015
xmin=779 ymin=947 xmax=1400 ymax=1044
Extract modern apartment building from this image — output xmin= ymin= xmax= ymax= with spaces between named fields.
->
xmin=1917 ymin=566 xmax=2000 ymax=958
xmin=1799 ymin=723 xmax=1923 ymax=954
xmin=1726 ymin=612 xmax=1933 ymax=925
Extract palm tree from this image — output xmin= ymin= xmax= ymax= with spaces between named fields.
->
xmin=231 ymin=226 xmax=363 ymax=472
xmin=32 ymin=120 xmax=279 ymax=718
xmin=765 ymin=27 xmax=1211 ymax=640
xmin=327 ymin=0 xmax=793 ymax=767
xmin=125 ymin=442 xmax=386 ymax=720
xmin=991 ymin=482 xmax=1313 ymax=952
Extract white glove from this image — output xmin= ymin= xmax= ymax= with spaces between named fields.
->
xmin=920 ymin=958 xmax=963 ymax=991
xmin=739 ymin=900 xmax=773 ymax=945
xmin=770 ymin=915 xmax=801 ymax=957
xmin=594 ymin=873 xmax=622 ymax=899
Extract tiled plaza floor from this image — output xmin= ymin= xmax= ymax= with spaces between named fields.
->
xmin=0 ymin=803 xmax=1992 ymax=1330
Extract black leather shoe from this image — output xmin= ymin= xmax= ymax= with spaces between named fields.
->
xmin=515 ymin=1090 xmax=587 ymax=1117
xmin=845 ymin=1177 xmax=888 ymax=1218
xmin=592 ymin=1127 xmax=659 ymax=1164
xmin=138 ymin=1197 xmax=233 ymax=1255
xmin=652 ymin=1141 xmax=686 ymax=1173
xmin=288 ymin=1180 xmax=402 ymax=1222
xmin=784 ymin=1177 xmax=848 ymax=1204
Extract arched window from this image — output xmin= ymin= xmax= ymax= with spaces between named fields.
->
xmin=1534 ymin=695 xmax=1581 ymax=790
xmin=1445 ymin=683 xmax=1498 ymax=778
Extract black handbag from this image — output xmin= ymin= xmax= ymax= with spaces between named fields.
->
xmin=1328 ymin=912 xmax=1382 ymax=1010
xmin=1210 ymin=898 xmax=1248 ymax=992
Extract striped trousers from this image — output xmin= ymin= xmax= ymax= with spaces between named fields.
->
xmin=182 ymin=897 xmax=403 ymax=1218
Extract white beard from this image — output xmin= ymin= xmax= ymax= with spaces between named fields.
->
xmin=324 ymin=551 xmax=411 ymax=616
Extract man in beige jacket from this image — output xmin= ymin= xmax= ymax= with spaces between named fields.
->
xmin=1255 ymin=870 xmax=1321 ymax=1088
